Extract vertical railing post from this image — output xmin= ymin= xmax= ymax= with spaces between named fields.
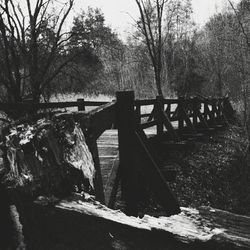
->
xmin=166 ymin=102 xmax=171 ymax=118
xmin=211 ymin=99 xmax=216 ymax=124
xmin=156 ymin=95 xmax=164 ymax=137
xmin=193 ymin=97 xmax=198 ymax=129
xmin=116 ymin=91 xmax=138 ymax=216
xmin=223 ymin=97 xmax=235 ymax=122
xmin=217 ymin=99 xmax=222 ymax=120
xmin=204 ymin=99 xmax=209 ymax=123
xmin=135 ymin=103 xmax=141 ymax=127
xmin=77 ymin=98 xmax=85 ymax=111
xmin=178 ymin=97 xmax=184 ymax=132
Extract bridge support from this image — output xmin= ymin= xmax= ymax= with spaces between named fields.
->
xmin=77 ymin=98 xmax=85 ymax=111
xmin=116 ymin=91 xmax=181 ymax=216
xmin=116 ymin=91 xmax=139 ymax=216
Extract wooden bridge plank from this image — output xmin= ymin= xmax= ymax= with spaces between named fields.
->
xmin=104 ymin=158 xmax=120 ymax=208
xmin=97 ymin=130 xmax=118 ymax=191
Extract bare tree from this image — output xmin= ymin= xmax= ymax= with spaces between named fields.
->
xmin=135 ymin=0 xmax=167 ymax=96
xmin=228 ymin=0 xmax=250 ymax=137
xmin=0 ymin=0 xmax=74 ymax=104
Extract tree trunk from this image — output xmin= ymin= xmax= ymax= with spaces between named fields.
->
xmin=155 ymin=67 xmax=163 ymax=96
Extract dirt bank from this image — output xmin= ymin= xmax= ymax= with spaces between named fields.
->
xmin=170 ymin=125 xmax=250 ymax=216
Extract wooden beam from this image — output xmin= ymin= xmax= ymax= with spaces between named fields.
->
xmin=197 ymin=111 xmax=210 ymax=129
xmin=135 ymin=103 xmax=141 ymax=126
xmin=212 ymin=100 xmax=221 ymax=119
xmin=140 ymin=120 xmax=158 ymax=129
xmin=222 ymin=98 xmax=236 ymax=122
xmin=147 ymin=105 xmax=156 ymax=122
xmin=104 ymin=157 xmax=120 ymax=208
xmin=85 ymin=135 xmax=105 ymax=204
xmin=172 ymin=106 xmax=179 ymax=120
xmin=0 ymin=101 xmax=108 ymax=111
xmin=134 ymin=128 xmax=180 ymax=215
xmin=192 ymin=98 xmax=199 ymax=128
xmin=156 ymin=96 xmax=164 ymax=136
xmin=165 ymin=103 xmax=171 ymax=117
xmin=193 ymin=104 xmax=210 ymax=129
xmin=116 ymin=91 xmax=138 ymax=216
xmin=77 ymin=98 xmax=85 ymax=111
xmin=203 ymin=100 xmax=210 ymax=122
xmin=204 ymin=102 xmax=214 ymax=123
xmin=178 ymin=98 xmax=184 ymax=131
xmin=210 ymin=100 xmax=216 ymax=124
xmin=160 ymin=109 xmax=180 ymax=141
xmin=218 ymin=101 xmax=229 ymax=125
xmin=88 ymin=102 xmax=116 ymax=140
xmin=134 ymin=99 xmax=156 ymax=105
xmin=181 ymin=108 xmax=197 ymax=133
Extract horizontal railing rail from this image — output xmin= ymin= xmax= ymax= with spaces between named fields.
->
xmin=0 ymin=100 xmax=108 ymax=111
xmin=134 ymin=99 xmax=156 ymax=106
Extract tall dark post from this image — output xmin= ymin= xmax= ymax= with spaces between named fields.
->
xmin=135 ymin=103 xmax=141 ymax=127
xmin=178 ymin=97 xmax=184 ymax=132
xmin=204 ymin=100 xmax=209 ymax=123
xmin=223 ymin=97 xmax=235 ymax=122
xmin=217 ymin=99 xmax=222 ymax=120
xmin=77 ymin=98 xmax=85 ymax=111
xmin=193 ymin=97 xmax=198 ymax=129
xmin=156 ymin=95 xmax=164 ymax=137
xmin=116 ymin=91 xmax=138 ymax=216
xmin=211 ymin=99 xmax=216 ymax=124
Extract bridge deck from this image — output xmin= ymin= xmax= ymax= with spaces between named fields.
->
xmin=97 ymin=128 xmax=156 ymax=202
xmin=97 ymin=129 xmax=119 ymax=189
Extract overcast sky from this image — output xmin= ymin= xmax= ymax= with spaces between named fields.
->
xmin=71 ymin=0 xmax=239 ymax=39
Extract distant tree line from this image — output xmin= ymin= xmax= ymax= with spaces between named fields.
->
xmin=1 ymin=0 xmax=250 ymax=109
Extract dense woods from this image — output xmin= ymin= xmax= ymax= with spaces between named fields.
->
xmin=0 ymin=0 xmax=250 ymax=123
xmin=0 ymin=0 xmax=249 ymax=101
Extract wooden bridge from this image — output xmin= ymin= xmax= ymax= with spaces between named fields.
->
xmin=0 ymin=91 xmax=235 ymax=212
xmin=1 ymin=91 xmax=249 ymax=249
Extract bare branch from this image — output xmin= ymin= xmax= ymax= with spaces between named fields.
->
xmin=40 ymin=56 xmax=75 ymax=93
xmin=228 ymin=0 xmax=250 ymax=48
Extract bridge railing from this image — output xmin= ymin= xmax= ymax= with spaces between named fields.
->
xmin=116 ymin=92 xmax=236 ymax=216
xmin=0 ymin=98 xmax=109 ymax=116
xmin=134 ymin=95 xmax=234 ymax=139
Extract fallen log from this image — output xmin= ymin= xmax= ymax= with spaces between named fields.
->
xmin=0 ymin=114 xmax=100 ymax=248
xmin=22 ymin=194 xmax=250 ymax=249
xmin=0 ymin=115 xmax=96 ymax=200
